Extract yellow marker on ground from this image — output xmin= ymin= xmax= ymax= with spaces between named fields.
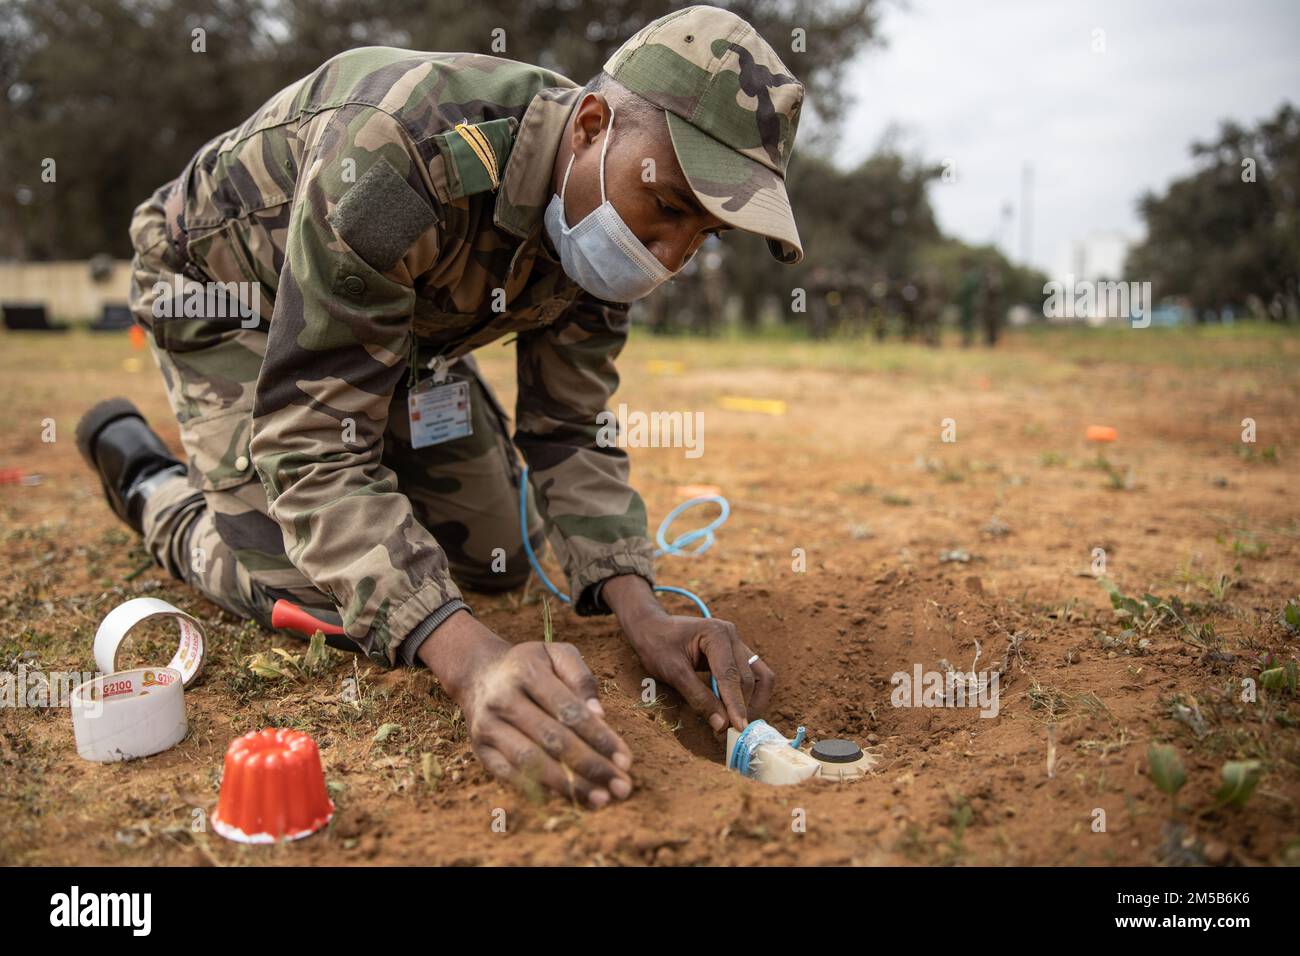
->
xmin=647 ymin=359 xmax=686 ymax=376
xmin=719 ymin=395 xmax=787 ymax=416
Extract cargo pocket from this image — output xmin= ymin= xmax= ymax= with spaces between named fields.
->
xmin=179 ymin=401 xmax=258 ymax=492
xmin=153 ymin=222 xmax=266 ymax=352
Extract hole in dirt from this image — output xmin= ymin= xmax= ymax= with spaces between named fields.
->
xmin=656 ymin=665 xmax=862 ymax=764
xmin=646 ymin=679 xmax=727 ymax=761
xmin=660 ymin=690 xmax=841 ymax=763
xmin=671 ymin=704 xmax=723 ymax=761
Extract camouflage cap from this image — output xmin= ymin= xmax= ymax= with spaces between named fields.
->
xmin=603 ymin=4 xmax=805 ymax=263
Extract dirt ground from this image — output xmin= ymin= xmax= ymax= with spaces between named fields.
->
xmin=2 ymin=324 xmax=1298 ymax=866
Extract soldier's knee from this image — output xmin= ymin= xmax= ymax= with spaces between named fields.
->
xmin=462 ymin=564 xmax=529 ymax=593
xmin=449 ymin=529 xmax=543 ymax=593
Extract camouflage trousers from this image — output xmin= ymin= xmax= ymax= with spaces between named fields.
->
xmin=127 ymin=189 xmax=543 ymax=654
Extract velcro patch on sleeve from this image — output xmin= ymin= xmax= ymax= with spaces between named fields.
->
xmin=328 ymin=159 xmax=438 ymax=273
xmin=434 ymin=117 xmax=518 ymax=200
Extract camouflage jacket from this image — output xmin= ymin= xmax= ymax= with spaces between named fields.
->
xmin=162 ymin=47 xmax=654 ymax=664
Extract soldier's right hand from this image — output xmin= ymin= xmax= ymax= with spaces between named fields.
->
xmin=417 ymin=610 xmax=634 ymax=808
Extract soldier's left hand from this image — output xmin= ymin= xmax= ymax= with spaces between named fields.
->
xmin=630 ymin=613 xmax=774 ymax=734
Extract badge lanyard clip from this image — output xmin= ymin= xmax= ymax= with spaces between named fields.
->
xmin=409 ymin=340 xmax=452 ymax=394
xmin=427 ymin=355 xmax=451 ymax=385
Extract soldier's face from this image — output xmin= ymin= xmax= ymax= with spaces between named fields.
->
xmin=562 ymin=93 xmax=729 ymax=273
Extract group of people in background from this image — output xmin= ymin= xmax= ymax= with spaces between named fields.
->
xmin=637 ymin=252 xmax=1007 ymax=346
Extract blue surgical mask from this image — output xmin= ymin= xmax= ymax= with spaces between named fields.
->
xmin=544 ymin=108 xmax=673 ymax=303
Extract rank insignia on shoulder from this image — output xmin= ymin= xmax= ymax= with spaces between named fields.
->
xmin=435 ymin=117 xmax=517 ymax=199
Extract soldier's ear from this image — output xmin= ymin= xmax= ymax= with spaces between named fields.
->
xmin=571 ymin=93 xmax=611 ymax=153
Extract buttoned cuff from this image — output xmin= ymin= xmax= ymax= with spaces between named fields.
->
xmin=399 ymin=599 xmax=472 ymax=668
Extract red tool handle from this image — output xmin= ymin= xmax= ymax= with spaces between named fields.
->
xmin=271 ymin=599 xmax=346 ymax=636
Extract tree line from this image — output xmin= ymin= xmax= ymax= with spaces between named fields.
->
xmin=2 ymin=1 xmax=1290 ymax=329
xmin=1126 ymin=102 xmax=1299 ymax=323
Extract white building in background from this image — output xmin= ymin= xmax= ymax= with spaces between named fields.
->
xmin=1047 ymin=232 xmax=1135 ymax=325
xmin=1058 ymin=232 xmax=1131 ymax=283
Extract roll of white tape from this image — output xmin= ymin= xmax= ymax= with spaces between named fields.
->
xmin=93 ymin=597 xmax=206 ymax=688
xmin=70 ymin=667 xmax=187 ymax=762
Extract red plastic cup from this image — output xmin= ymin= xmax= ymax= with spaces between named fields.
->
xmin=212 ymin=728 xmax=334 ymax=844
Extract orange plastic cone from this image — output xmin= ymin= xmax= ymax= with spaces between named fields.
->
xmin=212 ymin=728 xmax=334 ymax=844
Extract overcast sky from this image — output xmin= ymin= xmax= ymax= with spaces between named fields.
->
xmin=832 ymin=0 xmax=1300 ymax=275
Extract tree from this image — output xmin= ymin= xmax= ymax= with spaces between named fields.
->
xmin=0 ymin=0 xmax=882 ymax=260
xmin=1125 ymin=102 xmax=1299 ymax=322
xmin=0 ymin=0 xmax=277 ymax=258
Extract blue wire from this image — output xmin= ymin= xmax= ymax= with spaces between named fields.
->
xmin=519 ymin=465 xmax=728 ymax=697
xmin=518 ymin=466 xmax=572 ymax=606
xmin=646 ymin=585 xmax=711 ymax=618
xmin=654 ymin=495 xmax=730 ymax=558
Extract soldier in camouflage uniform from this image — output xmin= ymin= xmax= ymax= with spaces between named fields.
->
xmin=958 ymin=256 xmax=981 ymax=348
xmin=981 ymin=263 xmax=1005 ymax=346
xmin=917 ymin=267 xmax=945 ymax=347
xmin=77 ymin=5 xmax=804 ymax=806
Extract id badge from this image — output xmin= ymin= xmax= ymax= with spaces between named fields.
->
xmin=407 ymin=377 xmax=472 ymax=449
